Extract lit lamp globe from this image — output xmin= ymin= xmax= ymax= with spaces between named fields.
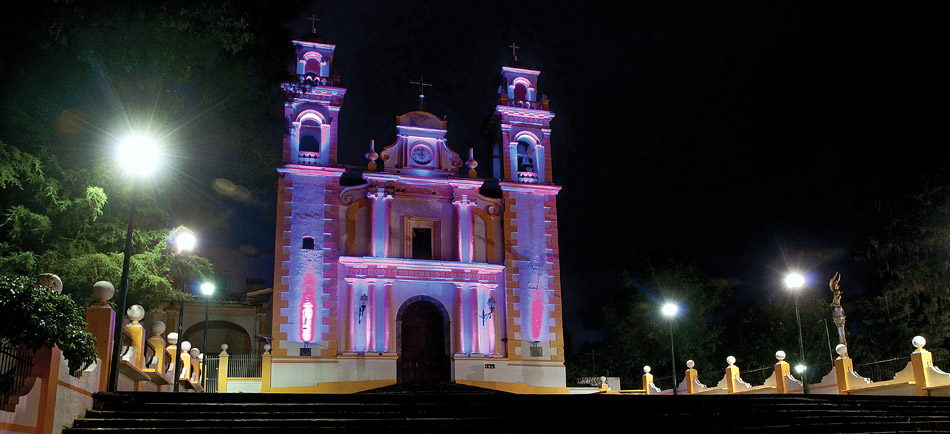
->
xmin=174 ymin=231 xmax=196 ymax=254
xmin=116 ymin=135 xmax=161 ymax=176
xmin=661 ymin=303 xmax=679 ymax=318
xmin=200 ymin=282 xmax=215 ymax=297
xmin=784 ymin=272 xmax=805 ymax=290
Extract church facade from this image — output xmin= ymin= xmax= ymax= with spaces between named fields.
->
xmin=268 ymin=35 xmax=565 ymax=393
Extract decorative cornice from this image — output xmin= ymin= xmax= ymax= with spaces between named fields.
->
xmin=277 ymin=165 xmax=346 ymax=176
xmin=499 ymin=182 xmax=562 ymax=195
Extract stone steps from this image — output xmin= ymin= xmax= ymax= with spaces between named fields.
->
xmin=62 ymin=387 xmax=950 ymax=433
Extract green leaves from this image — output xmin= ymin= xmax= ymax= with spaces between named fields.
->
xmin=0 ymin=274 xmax=97 ymax=372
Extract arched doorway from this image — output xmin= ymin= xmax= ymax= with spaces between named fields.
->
xmin=397 ymin=299 xmax=450 ymax=383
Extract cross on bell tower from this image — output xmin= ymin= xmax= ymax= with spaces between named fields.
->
xmin=509 ymin=42 xmax=520 ymax=63
xmin=307 ymin=14 xmax=319 ymax=34
xmin=409 ymin=74 xmax=433 ymax=111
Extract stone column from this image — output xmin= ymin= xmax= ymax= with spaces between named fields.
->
xmin=367 ymin=188 xmax=392 ymax=258
xmin=366 ymin=281 xmax=376 ymax=353
xmin=345 ymin=281 xmax=355 ymax=352
xmin=454 ymin=195 xmax=475 ymax=262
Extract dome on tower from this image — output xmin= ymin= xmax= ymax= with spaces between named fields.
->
xmin=395 ymin=111 xmax=446 ymax=130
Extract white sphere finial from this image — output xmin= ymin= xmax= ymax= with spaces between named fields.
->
xmin=221 ymin=343 xmax=229 ymax=351
xmin=127 ymin=304 xmax=145 ymax=322
xmin=913 ymin=336 xmax=927 ymax=349
xmin=644 ymin=365 xmax=652 ymax=374
xmin=599 ymin=376 xmax=607 ymax=384
xmin=263 ymin=344 xmax=271 ymax=352
xmin=726 ymin=356 xmax=736 ymax=366
xmin=92 ymin=281 xmax=115 ymax=303
xmin=167 ymin=332 xmax=179 ymax=345
xmin=835 ymin=344 xmax=848 ymax=356
xmin=776 ymin=350 xmax=786 ymax=361
xmin=180 ymin=341 xmax=192 ymax=352
xmin=189 ymin=348 xmax=200 ymax=358
xmin=38 ymin=273 xmax=63 ymax=294
xmin=151 ymin=321 xmax=166 ymax=336
xmin=686 ymin=360 xmax=695 ymax=369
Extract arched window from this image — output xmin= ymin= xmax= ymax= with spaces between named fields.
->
xmin=514 ymin=83 xmax=528 ymax=100
xmin=302 ymin=236 xmax=315 ymax=250
xmin=300 ymin=133 xmax=320 ymax=153
xmin=517 ymin=140 xmax=534 ymax=172
xmin=299 ymin=118 xmax=322 ymax=153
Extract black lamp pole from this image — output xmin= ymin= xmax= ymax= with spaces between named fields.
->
xmin=107 ymin=194 xmax=136 ymax=392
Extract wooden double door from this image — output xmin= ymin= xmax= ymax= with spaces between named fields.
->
xmin=397 ymin=301 xmax=449 ymax=383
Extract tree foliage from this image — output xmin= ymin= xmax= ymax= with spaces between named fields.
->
xmin=0 ymin=141 xmax=213 ymax=309
xmin=589 ymin=255 xmax=733 ymax=388
xmin=0 ymin=275 xmax=97 ymax=372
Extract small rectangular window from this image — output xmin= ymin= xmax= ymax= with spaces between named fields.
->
xmin=411 ymin=228 xmax=433 ymax=260
xmin=404 ymin=218 xmax=440 ymax=260
xmin=302 ymin=236 xmax=315 ymax=250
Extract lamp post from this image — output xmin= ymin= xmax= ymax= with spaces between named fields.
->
xmin=785 ymin=272 xmax=808 ymax=394
xmin=107 ymin=135 xmax=161 ymax=393
xmin=172 ymin=230 xmax=195 ymax=392
xmin=661 ymin=302 xmax=679 ymax=395
xmin=199 ymin=282 xmax=214 ymax=392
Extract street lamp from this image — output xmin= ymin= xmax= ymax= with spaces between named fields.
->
xmin=785 ymin=272 xmax=808 ymax=394
xmin=108 ymin=135 xmax=162 ymax=393
xmin=171 ymin=229 xmax=195 ymax=392
xmin=200 ymin=282 xmax=215 ymax=392
xmin=661 ymin=302 xmax=679 ymax=395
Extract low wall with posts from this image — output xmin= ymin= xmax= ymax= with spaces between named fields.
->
xmin=208 ymin=343 xmax=272 ymax=393
xmin=634 ymin=336 xmax=950 ymax=397
xmin=1 ymin=280 xmax=211 ymax=434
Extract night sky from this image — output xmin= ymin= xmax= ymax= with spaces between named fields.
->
xmin=3 ymin=1 xmax=940 ymax=351
xmin=262 ymin=1 xmax=943 ymax=348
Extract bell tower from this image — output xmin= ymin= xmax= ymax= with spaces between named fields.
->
xmin=493 ymin=67 xmax=554 ymax=184
xmin=281 ymin=35 xmax=346 ymax=166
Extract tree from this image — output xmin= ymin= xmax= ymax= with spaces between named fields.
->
xmin=0 ymin=1 xmax=299 ymax=307
xmin=0 ymin=275 xmax=97 ymax=372
xmin=0 ymin=141 xmax=213 ymax=309
xmin=594 ymin=255 xmax=733 ymax=388
xmin=855 ymin=145 xmax=950 ymax=361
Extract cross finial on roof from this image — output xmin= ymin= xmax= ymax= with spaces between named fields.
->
xmin=509 ymin=42 xmax=520 ymax=62
xmin=409 ymin=74 xmax=433 ymax=111
xmin=308 ymin=14 xmax=320 ymax=34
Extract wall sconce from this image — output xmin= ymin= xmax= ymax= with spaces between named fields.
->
xmin=479 ymin=296 xmax=497 ymax=326
xmin=358 ymin=294 xmax=368 ymax=324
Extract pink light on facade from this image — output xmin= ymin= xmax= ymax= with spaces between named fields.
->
xmin=301 ymin=300 xmax=315 ymax=342
xmin=530 ymin=289 xmax=544 ymax=341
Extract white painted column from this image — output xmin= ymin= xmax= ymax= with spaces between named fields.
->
xmin=456 ymin=283 xmax=466 ymax=353
xmin=469 ymin=285 xmax=479 ymax=354
xmin=508 ymin=142 xmax=519 ymax=180
xmin=367 ymin=188 xmax=392 ymax=257
xmin=366 ymin=281 xmax=376 ymax=352
xmin=290 ymin=122 xmax=301 ymax=164
xmin=345 ymin=280 xmax=355 ymax=352
xmin=454 ymin=195 xmax=476 ymax=262
xmin=382 ymin=281 xmax=393 ymax=352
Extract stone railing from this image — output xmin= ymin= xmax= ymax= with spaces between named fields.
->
xmin=298 ymin=151 xmax=321 ymax=165
xmin=629 ymin=336 xmax=950 ymax=396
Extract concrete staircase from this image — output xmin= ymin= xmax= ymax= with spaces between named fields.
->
xmin=63 ymin=385 xmax=950 ymax=433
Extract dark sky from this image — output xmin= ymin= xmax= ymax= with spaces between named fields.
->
xmin=265 ymin=1 xmax=947 ymax=348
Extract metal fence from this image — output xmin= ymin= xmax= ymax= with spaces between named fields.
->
xmin=204 ymin=355 xmax=218 ymax=393
xmin=228 ymin=354 xmax=262 ymax=378
xmin=1 ymin=342 xmax=33 ymax=409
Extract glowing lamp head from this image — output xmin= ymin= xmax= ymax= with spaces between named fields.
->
xmin=200 ymin=282 xmax=215 ymax=296
xmin=116 ymin=135 xmax=161 ymax=176
xmin=795 ymin=364 xmax=807 ymax=374
xmin=784 ymin=272 xmax=805 ymax=290
xmin=174 ymin=231 xmax=196 ymax=254
xmin=661 ymin=302 xmax=679 ymax=318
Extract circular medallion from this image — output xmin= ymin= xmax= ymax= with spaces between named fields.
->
xmin=410 ymin=144 xmax=433 ymax=165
